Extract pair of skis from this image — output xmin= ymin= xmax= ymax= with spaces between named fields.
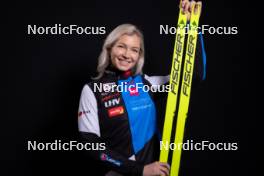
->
xmin=159 ymin=3 xmax=201 ymax=176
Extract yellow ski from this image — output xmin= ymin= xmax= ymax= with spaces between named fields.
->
xmin=159 ymin=5 xmax=188 ymax=163
xmin=170 ymin=4 xmax=202 ymax=176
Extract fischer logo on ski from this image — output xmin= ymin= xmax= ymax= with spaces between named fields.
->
xmin=160 ymin=2 xmax=202 ymax=176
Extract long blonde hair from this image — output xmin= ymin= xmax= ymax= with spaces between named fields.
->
xmin=94 ymin=24 xmax=145 ymax=79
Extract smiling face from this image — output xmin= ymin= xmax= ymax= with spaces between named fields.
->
xmin=110 ymin=34 xmax=141 ymax=72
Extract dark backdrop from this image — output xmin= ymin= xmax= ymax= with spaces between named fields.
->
xmin=5 ymin=1 xmax=254 ymax=176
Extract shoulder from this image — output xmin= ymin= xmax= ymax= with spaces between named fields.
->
xmin=80 ymin=84 xmax=96 ymax=100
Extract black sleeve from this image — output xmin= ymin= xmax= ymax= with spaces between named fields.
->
xmin=79 ymin=132 xmax=144 ymax=176
xmin=78 ymin=85 xmax=144 ymax=176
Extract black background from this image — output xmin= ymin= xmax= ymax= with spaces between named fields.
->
xmin=5 ymin=1 xmax=255 ymax=176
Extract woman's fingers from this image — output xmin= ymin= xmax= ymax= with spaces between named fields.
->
xmin=180 ymin=0 xmax=187 ymax=11
xmin=179 ymin=0 xmax=193 ymax=20
xmin=179 ymin=0 xmax=202 ymax=20
xmin=189 ymin=1 xmax=196 ymax=12
xmin=190 ymin=1 xmax=202 ymax=15
xmin=159 ymin=165 xmax=170 ymax=176
xmin=158 ymin=162 xmax=170 ymax=176
xmin=143 ymin=161 xmax=170 ymax=176
xmin=194 ymin=1 xmax=202 ymax=15
xmin=181 ymin=0 xmax=187 ymax=8
xmin=159 ymin=162 xmax=170 ymax=170
xmin=185 ymin=1 xmax=192 ymax=13
xmin=180 ymin=0 xmax=188 ymax=13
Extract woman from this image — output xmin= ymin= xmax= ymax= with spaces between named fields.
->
xmin=78 ymin=2 xmax=205 ymax=176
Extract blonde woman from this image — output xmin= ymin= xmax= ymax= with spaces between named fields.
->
xmin=78 ymin=1 xmax=205 ymax=175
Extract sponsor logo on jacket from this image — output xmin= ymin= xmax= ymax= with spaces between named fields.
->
xmin=100 ymin=153 xmax=121 ymax=166
xmin=78 ymin=110 xmax=91 ymax=117
xmin=101 ymin=92 xmax=120 ymax=102
xmin=104 ymin=98 xmax=121 ymax=108
xmin=107 ymin=106 xmax=124 ymax=117
xmin=128 ymin=86 xmax=139 ymax=96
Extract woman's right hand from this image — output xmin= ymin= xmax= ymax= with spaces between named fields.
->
xmin=143 ymin=161 xmax=170 ymax=176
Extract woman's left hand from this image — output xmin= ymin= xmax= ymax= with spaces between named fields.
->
xmin=180 ymin=0 xmax=202 ymax=20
